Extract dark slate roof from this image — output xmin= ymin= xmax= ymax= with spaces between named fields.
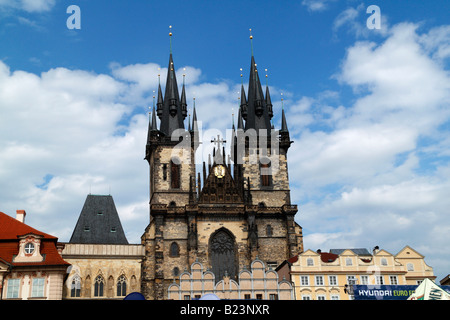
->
xmin=330 ymin=248 xmax=372 ymax=256
xmin=69 ymin=194 xmax=128 ymax=244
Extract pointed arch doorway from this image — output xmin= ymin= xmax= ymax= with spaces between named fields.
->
xmin=209 ymin=228 xmax=238 ymax=282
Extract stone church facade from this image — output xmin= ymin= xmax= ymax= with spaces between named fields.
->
xmin=140 ymin=34 xmax=303 ymax=300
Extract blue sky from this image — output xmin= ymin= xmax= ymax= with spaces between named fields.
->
xmin=1 ymin=0 xmax=450 ymax=283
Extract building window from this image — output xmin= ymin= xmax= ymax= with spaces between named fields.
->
xmin=329 ymin=275 xmax=338 ymax=286
xmin=184 ymin=295 xmax=190 ymax=300
xmin=171 ymin=160 xmax=180 ymax=189
xmin=315 ymin=276 xmax=324 ymax=286
xmin=361 ymin=275 xmax=369 ymax=285
xmin=302 ymin=295 xmax=311 ymax=300
xmin=260 ymin=162 xmax=272 ymax=187
xmin=266 ymin=225 xmax=273 ymax=237
xmin=317 ymin=295 xmax=326 ymax=300
xmin=269 ymin=294 xmax=278 ymax=300
xmin=6 ymin=278 xmax=20 ymax=299
xmin=300 ymin=276 xmax=309 ymax=286
xmin=381 ymin=258 xmax=388 ymax=266
xmin=170 ymin=242 xmax=180 ymax=257
xmin=306 ymin=258 xmax=314 ymax=266
xmin=376 ymin=276 xmax=384 ymax=285
xmin=173 ymin=267 xmax=180 ymax=277
xmin=163 ymin=164 xmax=168 ymax=181
xmin=331 ymin=295 xmax=340 ymax=300
xmin=345 ymin=258 xmax=353 ymax=266
xmin=24 ymin=242 xmax=35 ymax=254
xmin=71 ymin=276 xmax=81 ymax=297
xmin=110 ymin=227 xmax=116 ymax=233
xmin=94 ymin=275 xmax=104 ymax=297
xmin=390 ymin=276 xmax=398 ymax=285
xmin=347 ymin=276 xmax=357 ymax=285
xmin=117 ymin=275 xmax=127 ymax=297
xmin=31 ymin=278 xmax=45 ymax=298
xmin=407 ymin=263 xmax=414 ymax=271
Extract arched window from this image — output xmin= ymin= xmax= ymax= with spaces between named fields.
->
xmin=71 ymin=275 xmax=81 ymax=297
xmin=209 ymin=228 xmax=237 ymax=281
xmin=117 ymin=275 xmax=127 ymax=297
xmin=94 ymin=275 xmax=104 ymax=297
xmin=171 ymin=160 xmax=180 ymax=189
xmin=170 ymin=242 xmax=180 ymax=257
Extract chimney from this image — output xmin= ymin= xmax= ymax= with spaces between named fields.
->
xmin=373 ymin=246 xmax=380 ymax=255
xmin=16 ymin=210 xmax=26 ymax=223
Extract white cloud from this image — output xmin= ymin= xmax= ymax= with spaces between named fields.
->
xmin=0 ymin=0 xmax=55 ymax=12
xmin=0 ymin=58 xmax=239 ymax=244
xmin=302 ymin=0 xmax=336 ymax=12
xmin=290 ymin=22 xmax=450 ymax=279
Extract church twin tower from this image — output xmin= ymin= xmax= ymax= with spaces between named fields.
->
xmin=141 ymin=31 xmax=303 ymax=300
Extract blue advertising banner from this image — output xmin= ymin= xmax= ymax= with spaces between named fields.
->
xmin=352 ymin=285 xmax=450 ymax=300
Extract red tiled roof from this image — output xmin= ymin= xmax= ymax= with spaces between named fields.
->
xmin=0 ymin=211 xmax=57 ymax=240
xmin=0 ymin=211 xmax=70 ymax=267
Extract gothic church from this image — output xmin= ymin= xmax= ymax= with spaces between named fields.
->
xmin=140 ymin=33 xmax=303 ymax=300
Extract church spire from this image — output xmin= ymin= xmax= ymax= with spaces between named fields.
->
xmin=151 ymin=93 xmax=158 ymax=131
xmin=280 ymin=93 xmax=292 ymax=152
xmin=281 ymin=98 xmax=288 ymax=132
xmin=243 ymin=30 xmax=272 ymax=134
xmin=158 ymin=27 xmax=187 ymax=137
xmin=265 ymin=69 xmax=273 ymax=119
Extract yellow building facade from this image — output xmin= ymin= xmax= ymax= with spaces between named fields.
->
xmin=278 ymin=246 xmax=435 ymax=300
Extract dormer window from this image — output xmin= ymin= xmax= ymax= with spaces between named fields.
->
xmin=13 ymin=234 xmax=44 ymax=263
xmin=24 ymin=242 xmax=35 ymax=254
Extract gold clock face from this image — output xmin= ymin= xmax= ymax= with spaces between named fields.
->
xmin=214 ymin=165 xmax=225 ymax=178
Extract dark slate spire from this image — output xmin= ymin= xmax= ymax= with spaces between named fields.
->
xmin=69 ymin=194 xmax=128 ymax=244
xmin=156 ymin=77 xmax=163 ymax=118
xmin=181 ymin=73 xmax=187 ymax=118
xmin=240 ymin=84 xmax=248 ymax=120
xmin=280 ymin=95 xmax=292 ymax=152
xmin=281 ymin=107 xmax=288 ymax=132
xmin=191 ymin=98 xmax=198 ymax=133
xmin=158 ymin=30 xmax=187 ymax=136
xmin=151 ymin=97 xmax=158 ymax=131
xmin=243 ymin=32 xmax=272 ymax=134
xmin=265 ymin=84 xmax=273 ymax=119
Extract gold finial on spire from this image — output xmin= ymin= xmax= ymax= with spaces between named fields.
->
xmin=169 ymin=25 xmax=173 ymax=54
xmin=249 ymin=28 xmax=254 ymax=56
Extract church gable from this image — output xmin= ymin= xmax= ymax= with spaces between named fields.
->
xmin=198 ymin=162 xmax=243 ymax=205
